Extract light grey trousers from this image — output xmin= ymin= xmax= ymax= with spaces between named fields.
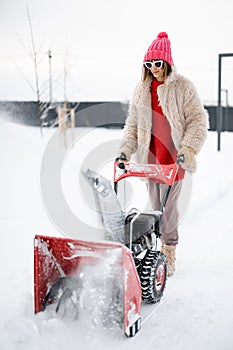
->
xmin=147 ymin=180 xmax=182 ymax=246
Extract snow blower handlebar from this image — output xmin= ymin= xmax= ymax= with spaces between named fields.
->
xmin=114 ymin=154 xmax=185 ymax=194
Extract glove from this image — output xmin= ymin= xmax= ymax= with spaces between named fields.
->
xmin=178 ymin=145 xmax=197 ymax=173
xmin=115 ymin=152 xmax=127 ymax=162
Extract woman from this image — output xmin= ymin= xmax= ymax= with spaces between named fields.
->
xmin=118 ymin=32 xmax=208 ymax=276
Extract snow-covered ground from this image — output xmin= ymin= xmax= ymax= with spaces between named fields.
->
xmin=0 ymin=117 xmax=233 ymax=350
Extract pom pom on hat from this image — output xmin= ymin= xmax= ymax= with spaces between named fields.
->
xmin=143 ymin=31 xmax=173 ymax=66
xmin=157 ymin=32 xmax=168 ymax=39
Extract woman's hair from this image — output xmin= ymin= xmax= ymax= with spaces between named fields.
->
xmin=141 ymin=60 xmax=172 ymax=82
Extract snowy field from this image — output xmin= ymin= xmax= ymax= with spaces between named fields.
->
xmin=0 ymin=117 xmax=233 ymax=350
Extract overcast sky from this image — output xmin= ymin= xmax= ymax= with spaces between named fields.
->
xmin=1 ymin=0 xmax=233 ymax=104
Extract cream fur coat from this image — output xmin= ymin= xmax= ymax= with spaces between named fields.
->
xmin=119 ymin=69 xmax=209 ymax=165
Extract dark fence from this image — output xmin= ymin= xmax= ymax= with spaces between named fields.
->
xmin=0 ymin=101 xmax=127 ymax=128
xmin=205 ymin=105 xmax=233 ymax=131
xmin=0 ymin=101 xmax=233 ymax=131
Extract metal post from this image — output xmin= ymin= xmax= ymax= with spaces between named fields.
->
xmin=217 ymin=53 xmax=233 ymax=151
xmin=217 ymin=55 xmax=222 ymax=151
xmin=225 ymin=89 xmax=229 ymax=131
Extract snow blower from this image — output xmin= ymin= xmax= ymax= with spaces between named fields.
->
xmin=34 ymin=155 xmax=184 ymax=337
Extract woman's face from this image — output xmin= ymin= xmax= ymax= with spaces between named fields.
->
xmin=149 ymin=60 xmax=164 ymax=81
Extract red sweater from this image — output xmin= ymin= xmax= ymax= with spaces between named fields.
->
xmin=148 ymin=79 xmax=185 ymax=182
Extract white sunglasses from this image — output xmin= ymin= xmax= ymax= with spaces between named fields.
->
xmin=144 ymin=60 xmax=164 ymax=69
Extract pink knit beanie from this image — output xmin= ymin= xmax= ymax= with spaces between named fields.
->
xmin=143 ymin=32 xmax=173 ymax=66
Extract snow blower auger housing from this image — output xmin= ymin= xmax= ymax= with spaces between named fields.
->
xmin=34 ymin=235 xmax=141 ymax=337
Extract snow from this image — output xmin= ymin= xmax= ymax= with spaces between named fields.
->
xmin=1 ymin=117 xmax=233 ymax=350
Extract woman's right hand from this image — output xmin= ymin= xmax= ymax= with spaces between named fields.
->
xmin=115 ymin=152 xmax=127 ymax=162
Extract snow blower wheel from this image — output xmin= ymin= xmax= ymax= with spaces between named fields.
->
xmin=139 ymin=250 xmax=167 ymax=304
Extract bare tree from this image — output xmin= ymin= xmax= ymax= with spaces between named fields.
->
xmin=17 ymin=4 xmax=49 ymax=134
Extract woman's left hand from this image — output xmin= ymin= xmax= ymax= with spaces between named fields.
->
xmin=178 ymin=145 xmax=197 ymax=173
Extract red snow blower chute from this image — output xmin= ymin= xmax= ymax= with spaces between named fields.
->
xmin=34 ymin=155 xmax=184 ymax=337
